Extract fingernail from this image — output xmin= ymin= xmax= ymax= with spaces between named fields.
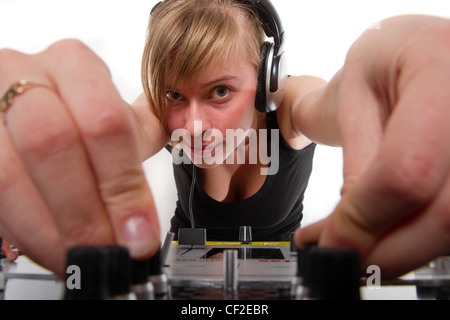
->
xmin=122 ymin=216 xmax=158 ymax=257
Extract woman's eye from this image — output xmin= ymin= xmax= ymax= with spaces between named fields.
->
xmin=211 ymin=86 xmax=230 ymax=99
xmin=166 ymin=91 xmax=183 ymax=101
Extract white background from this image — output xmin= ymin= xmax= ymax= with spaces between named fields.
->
xmin=1 ymin=0 xmax=449 ymax=238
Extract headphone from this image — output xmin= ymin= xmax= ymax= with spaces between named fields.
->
xmin=150 ymin=0 xmax=287 ymax=113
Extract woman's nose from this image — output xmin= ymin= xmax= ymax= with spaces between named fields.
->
xmin=184 ymin=100 xmax=211 ymax=138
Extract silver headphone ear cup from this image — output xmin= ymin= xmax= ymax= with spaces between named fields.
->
xmin=266 ymin=49 xmax=287 ymax=112
xmin=255 ymin=42 xmax=272 ymax=113
xmin=264 ymin=44 xmax=276 ymax=112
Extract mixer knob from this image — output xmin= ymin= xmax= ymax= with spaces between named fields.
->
xmin=64 ymin=246 xmax=108 ymax=300
xmin=308 ymin=247 xmax=361 ymax=300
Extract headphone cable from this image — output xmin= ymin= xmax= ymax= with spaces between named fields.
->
xmin=188 ymin=163 xmax=197 ymax=229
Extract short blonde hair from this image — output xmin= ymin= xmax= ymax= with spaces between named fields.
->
xmin=141 ymin=0 xmax=265 ymax=133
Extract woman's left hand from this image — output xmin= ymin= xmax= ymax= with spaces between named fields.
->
xmin=296 ymin=15 xmax=450 ymax=278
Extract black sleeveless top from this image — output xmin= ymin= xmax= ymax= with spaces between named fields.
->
xmin=167 ymin=111 xmax=316 ymax=241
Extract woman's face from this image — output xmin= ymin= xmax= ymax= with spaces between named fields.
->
xmin=164 ymin=54 xmax=259 ymax=168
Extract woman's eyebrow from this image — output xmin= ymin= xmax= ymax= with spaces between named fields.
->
xmin=201 ymin=75 xmax=239 ymax=88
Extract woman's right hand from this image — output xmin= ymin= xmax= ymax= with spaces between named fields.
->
xmin=0 ymin=39 xmax=161 ymax=278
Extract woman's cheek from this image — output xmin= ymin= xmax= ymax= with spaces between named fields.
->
xmin=165 ymin=109 xmax=185 ymax=133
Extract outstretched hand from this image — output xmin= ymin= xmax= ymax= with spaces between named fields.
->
xmin=296 ymin=15 xmax=450 ymax=278
xmin=0 ymin=40 xmax=160 ymax=277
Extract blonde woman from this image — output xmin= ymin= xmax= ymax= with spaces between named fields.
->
xmin=0 ymin=0 xmax=449 ymax=279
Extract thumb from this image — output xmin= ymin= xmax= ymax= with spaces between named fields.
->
xmin=296 ymin=68 xmax=386 ymax=252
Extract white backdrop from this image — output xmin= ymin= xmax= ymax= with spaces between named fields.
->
xmin=1 ymin=0 xmax=449 ymax=238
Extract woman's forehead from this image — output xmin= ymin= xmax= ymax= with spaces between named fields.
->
xmin=167 ymin=52 xmax=255 ymax=88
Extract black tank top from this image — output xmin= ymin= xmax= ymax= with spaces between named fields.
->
xmin=167 ymin=111 xmax=316 ymax=241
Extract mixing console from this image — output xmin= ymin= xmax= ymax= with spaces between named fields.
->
xmin=1 ymin=231 xmax=449 ymax=300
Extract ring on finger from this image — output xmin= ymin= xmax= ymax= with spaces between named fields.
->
xmin=1 ymin=80 xmax=55 ymax=122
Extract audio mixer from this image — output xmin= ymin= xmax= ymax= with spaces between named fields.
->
xmin=1 ymin=231 xmax=450 ymax=300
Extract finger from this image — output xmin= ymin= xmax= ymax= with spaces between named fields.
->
xmin=364 ymin=172 xmax=450 ymax=278
xmin=0 ymin=120 xmax=65 ymax=275
xmin=43 ymin=40 xmax=160 ymax=258
xmin=7 ymin=83 xmax=118 ymax=243
xmin=294 ymin=219 xmax=325 ymax=248
xmin=2 ymin=237 xmax=19 ymax=261
xmin=0 ymin=47 xmax=118 ymax=251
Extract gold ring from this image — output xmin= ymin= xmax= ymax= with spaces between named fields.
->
xmin=0 ymin=80 xmax=54 ymax=122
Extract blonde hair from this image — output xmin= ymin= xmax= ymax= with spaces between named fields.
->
xmin=141 ymin=0 xmax=265 ymax=134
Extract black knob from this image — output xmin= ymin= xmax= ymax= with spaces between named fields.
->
xmin=130 ymin=258 xmax=155 ymax=300
xmin=290 ymin=232 xmax=297 ymax=252
xmin=64 ymin=246 xmax=108 ymax=300
xmin=148 ymin=248 xmax=163 ymax=276
xmin=308 ymin=247 xmax=361 ymax=300
xmin=104 ymin=246 xmax=133 ymax=298
xmin=296 ymin=242 xmax=317 ymax=280
xmin=131 ymin=259 xmax=150 ymax=285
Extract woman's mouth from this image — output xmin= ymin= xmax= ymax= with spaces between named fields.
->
xmin=190 ymin=142 xmax=220 ymax=156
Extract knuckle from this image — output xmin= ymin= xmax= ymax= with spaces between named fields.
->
xmin=0 ymin=49 xmax=27 ymax=75
xmin=99 ymin=166 xmax=148 ymax=208
xmin=403 ymin=20 xmax=450 ymax=71
xmin=379 ymin=151 xmax=440 ymax=205
xmin=63 ymin=219 xmax=115 ymax=249
xmin=44 ymin=39 xmax=111 ymax=77
xmin=424 ymin=20 xmax=450 ymax=50
xmin=0 ymin=48 xmax=18 ymax=63
xmin=81 ymin=101 xmax=133 ymax=142
xmin=18 ymin=120 xmax=79 ymax=159
xmin=46 ymin=38 xmax=91 ymax=57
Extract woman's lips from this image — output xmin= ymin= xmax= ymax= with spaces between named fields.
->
xmin=190 ymin=143 xmax=219 ymax=156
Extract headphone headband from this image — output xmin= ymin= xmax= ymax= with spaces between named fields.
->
xmin=238 ymin=0 xmax=284 ymax=49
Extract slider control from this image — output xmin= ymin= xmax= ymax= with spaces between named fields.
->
xmin=239 ymin=226 xmax=252 ymax=244
xmin=224 ymin=249 xmax=238 ymax=300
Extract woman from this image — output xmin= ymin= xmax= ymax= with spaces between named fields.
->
xmin=0 ymin=0 xmax=449 ymax=279
xmin=138 ymin=0 xmax=324 ymax=242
